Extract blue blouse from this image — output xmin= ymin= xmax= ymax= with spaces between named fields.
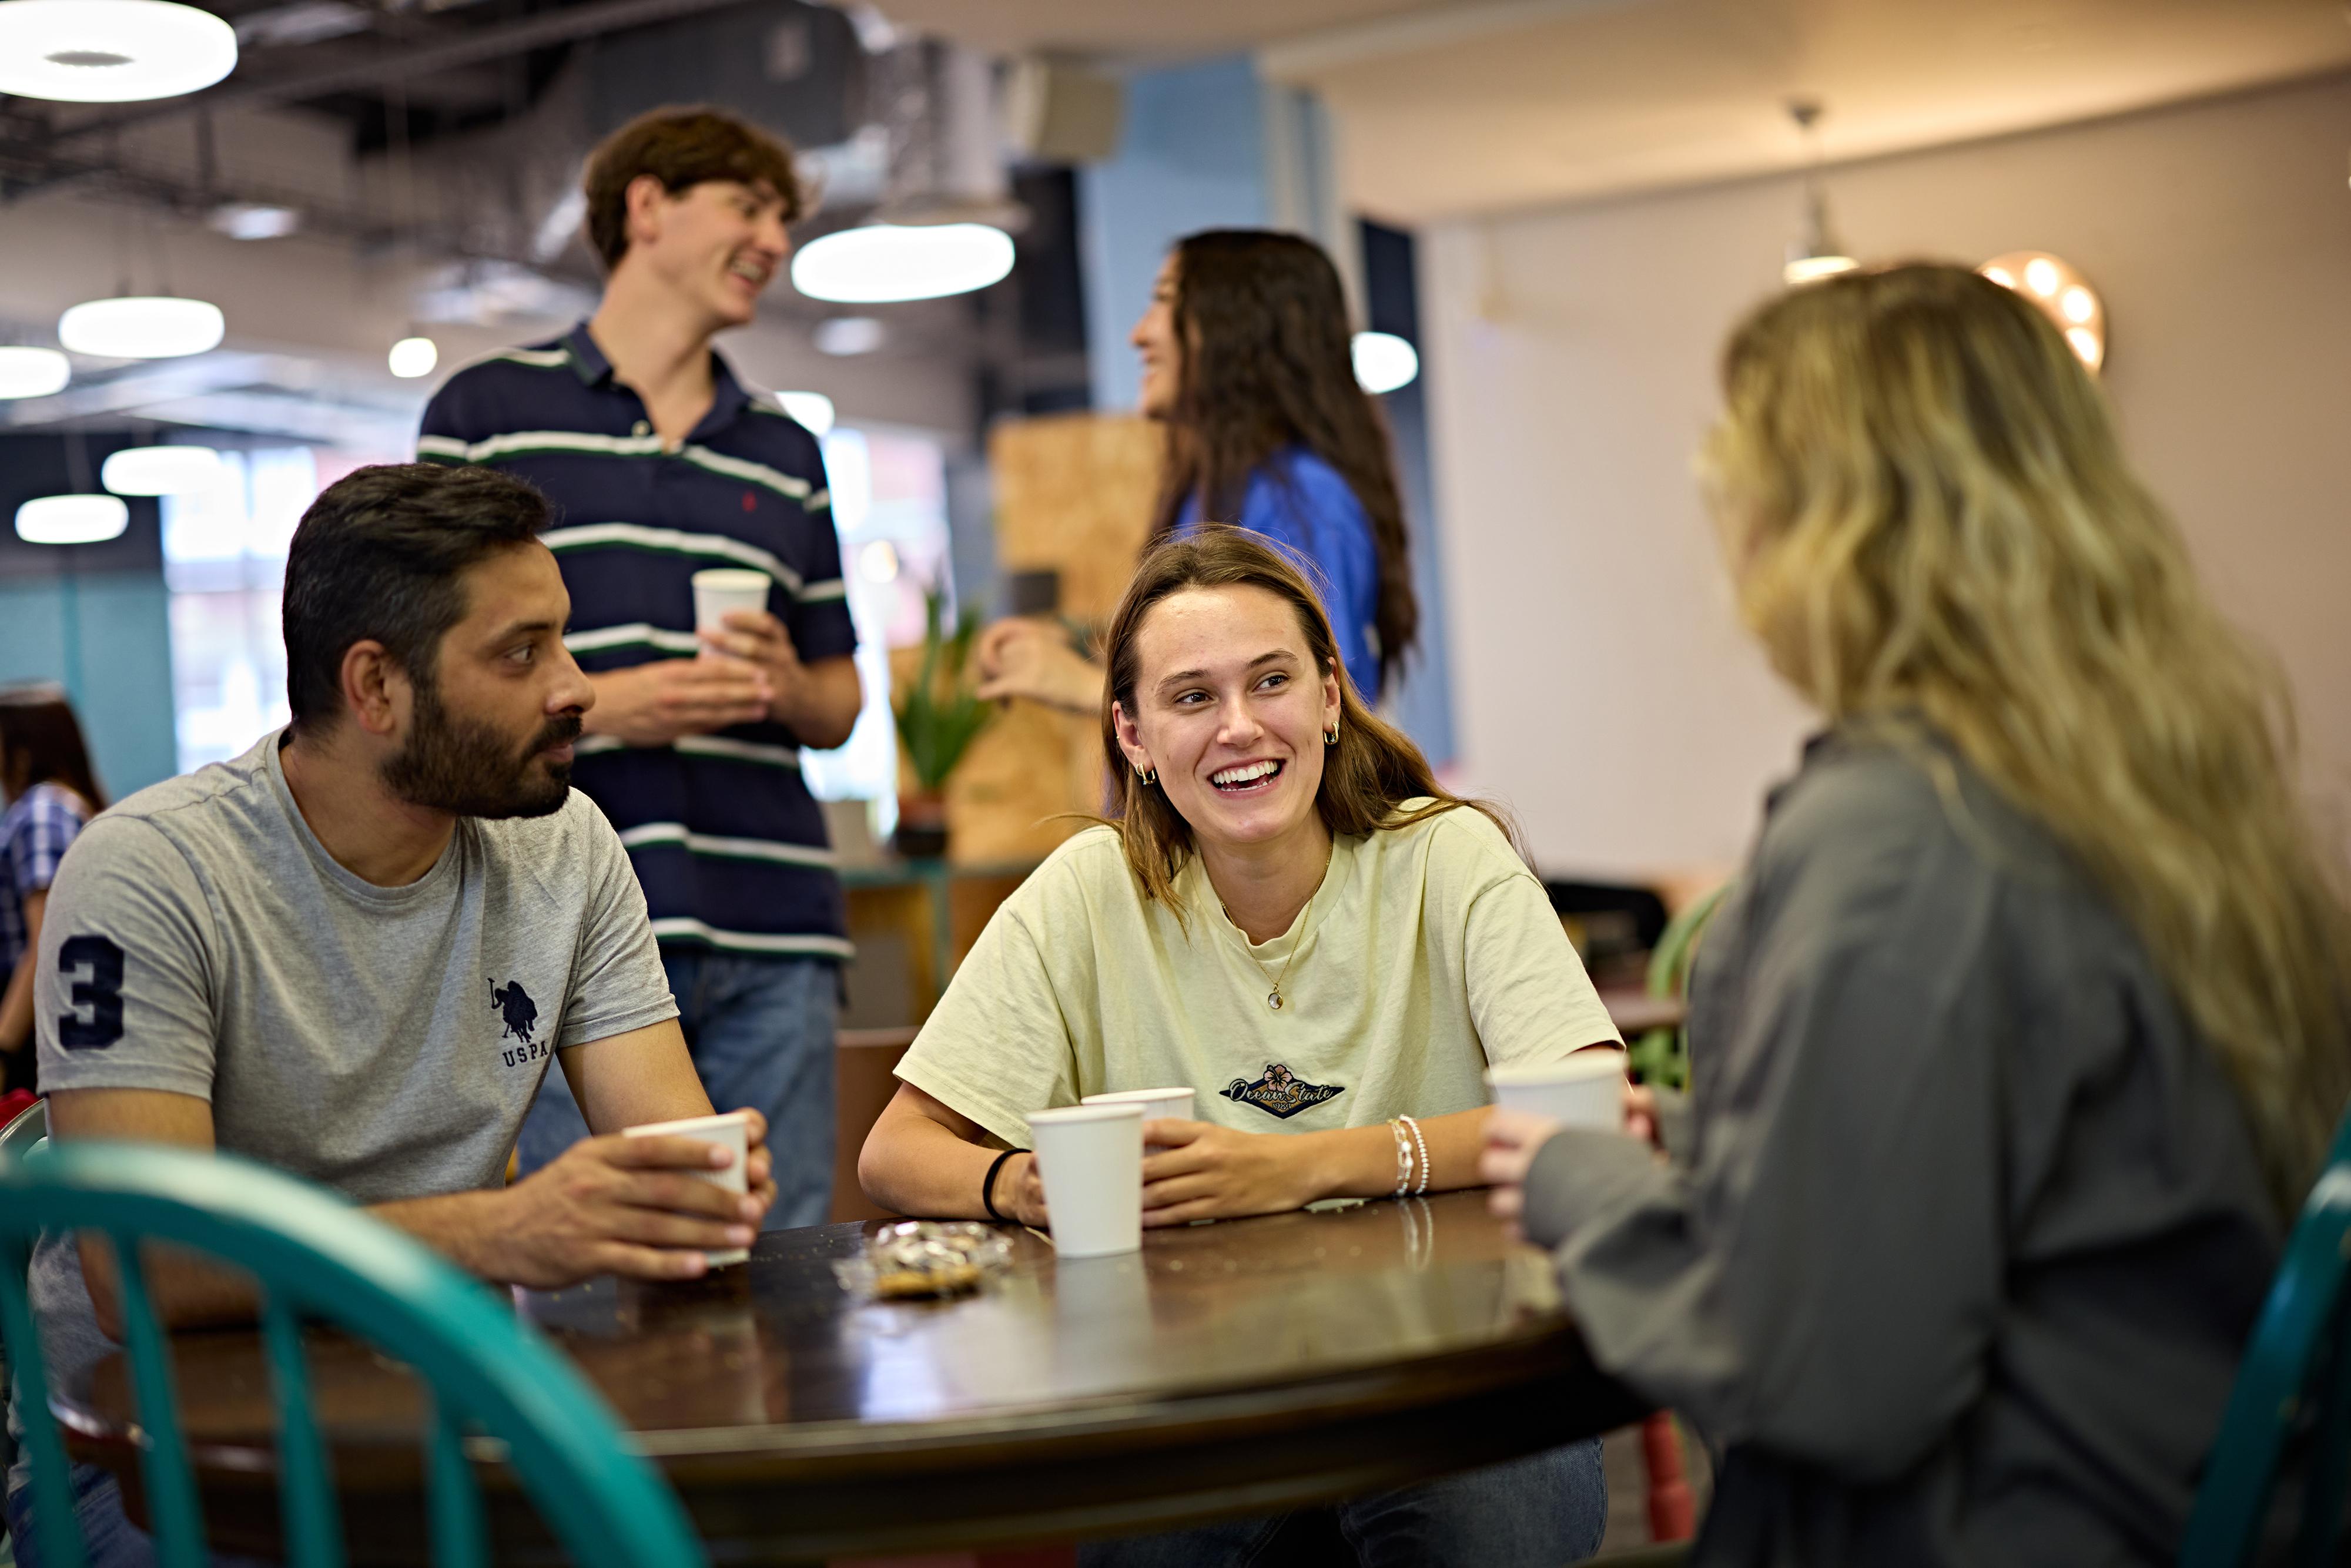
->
xmin=1175 ymin=447 xmax=1384 ymax=701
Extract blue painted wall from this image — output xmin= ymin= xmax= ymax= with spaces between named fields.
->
xmin=1079 ymin=55 xmax=1271 ymax=413
xmin=0 ymin=435 xmax=180 ymax=800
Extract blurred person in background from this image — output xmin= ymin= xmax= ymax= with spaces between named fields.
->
xmin=420 ymin=106 xmax=860 ymax=1228
xmin=1482 ymin=264 xmax=2351 ymax=1566
xmin=0 ymin=685 xmax=104 ymax=1100
xmin=976 ymin=229 xmax=1417 ymax=712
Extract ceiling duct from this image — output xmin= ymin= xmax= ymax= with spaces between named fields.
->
xmin=587 ymin=0 xmax=861 ymax=158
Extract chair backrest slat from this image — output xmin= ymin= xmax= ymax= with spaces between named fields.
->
xmin=427 ymin=1391 xmax=490 ymax=1568
xmin=2183 ymin=1120 xmax=2351 ymax=1566
xmin=0 ymin=1142 xmax=706 ymax=1568
xmin=0 ymin=1233 xmax=90 ymax=1568
xmin=109 ymin=1232 xmax=209 ymax=1568
xmin=262 ymin=1293 xmax=346 ymax=1568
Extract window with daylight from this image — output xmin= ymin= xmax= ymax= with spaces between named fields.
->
xmin=801 ymin=424 xmax=955 ymax=833
xmin=162 ymin=447 xmax=385 ymax=773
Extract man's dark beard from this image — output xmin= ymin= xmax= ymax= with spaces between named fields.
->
xmin=380 ymin=676 xmax=581 ymax=819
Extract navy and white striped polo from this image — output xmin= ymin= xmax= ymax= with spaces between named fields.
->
xmin=418 ymin=321 xmax=856 ymax=961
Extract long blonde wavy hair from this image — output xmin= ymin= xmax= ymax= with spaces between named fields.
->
xmin=1702 ymin=263 xmax=2350 ymax=1212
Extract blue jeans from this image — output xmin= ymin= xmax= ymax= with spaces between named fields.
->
xmin=6 ymin=1464 xmax=270 ymax=1568
xmin=517 ymin=949 xmax=838 ymax=1229
xmin=1077 ymin=1439 xmax=1608 ymax=1568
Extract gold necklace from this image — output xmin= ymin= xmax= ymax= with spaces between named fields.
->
xmin=1221 ymin=840 xmax=1334 ymax=1013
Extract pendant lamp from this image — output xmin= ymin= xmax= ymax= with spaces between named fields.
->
xmin=0 ymin=0 xmax=235 ymax=102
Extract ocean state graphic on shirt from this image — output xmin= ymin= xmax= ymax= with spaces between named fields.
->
xmin=490 ymin=976 xmax=553 ymax=1068
xmin=1221 ymin=1062 xmax=1345 ymax=1120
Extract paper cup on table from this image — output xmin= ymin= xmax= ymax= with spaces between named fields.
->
xmin=1485 ymin=1050 xmax=1629 ymax=1130
xmin=690 ymin=569 xmax=771 ymax=655
xmin=1080 ymin=1087 xmax=1195 ymax=1125
xmin=1027 ymin=1103 xmax=1145 ymax=1258
xmin=623 ymin=1109 xmax=752 ymax=1265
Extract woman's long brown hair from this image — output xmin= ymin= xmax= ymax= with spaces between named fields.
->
xmin=1101 ymin=527 xmax=1499 ymax=920
xmin=1150 ymin=230 xmax=1418 ymax=691
xmin=0 ymin=685 xmax=105 ymax=812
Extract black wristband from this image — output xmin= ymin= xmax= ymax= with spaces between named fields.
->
xmin=982 ymin=1148 xmax=1028 ymax=1224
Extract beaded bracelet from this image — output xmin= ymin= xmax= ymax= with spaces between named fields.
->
xmin=1398 ymin=1114 xmax=1431 ymax=1197
xmin=1388 ymin=1117 xmax=1416 ymax=1199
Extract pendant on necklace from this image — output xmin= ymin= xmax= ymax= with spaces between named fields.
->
xmin=1267 ymin=990 xmax=1284 ymax=1012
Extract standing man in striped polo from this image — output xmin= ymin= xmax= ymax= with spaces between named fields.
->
xmin=417 ymin=108 xmax=860 ymax=1227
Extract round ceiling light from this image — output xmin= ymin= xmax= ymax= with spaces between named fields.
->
xmin=791 ymin=223 xmax=1015 ymax=304
xmin=102 ymin=444 xmax=222 ymax=495
xmin=1980 ymin=251 xmax=2105 ymax=373
xmin=16 ymin=494 xmax=129 ymax=545
xmin=1351 ymin=331 xmax=1419 ymax=396
xmin=0 ymin=0 xmax=236 ymax=102
xmin=0 ymin=346 xmax=70 ymax=398
xmin=813 ymin=317 xmax=886 ymax=357
xmin=1783 ymin=253 xmax=1858 ymax=287
xmin=776 ymin=391 xmax=835 ymax=435
xmin=59 ymin=295 xmax=225 ymax=359
xmin=388 ymin=336 xmax=438 ymax=378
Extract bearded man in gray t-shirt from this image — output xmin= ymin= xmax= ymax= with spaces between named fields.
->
xmin=7 ymin=463 xmax=776 ymax=1564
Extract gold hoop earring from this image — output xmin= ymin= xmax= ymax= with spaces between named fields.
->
xmin=1134 ymin=762 xmax=1158 ymax=786
xmin=1324 ymin=723 xmax=1339 ymax=747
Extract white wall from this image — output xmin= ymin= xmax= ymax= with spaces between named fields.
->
xmin=1421 ymin=71 xmax=2351 ymax=880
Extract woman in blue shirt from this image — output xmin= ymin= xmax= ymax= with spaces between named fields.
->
xmin=978 ymin=229 xmax=1416 ymax=711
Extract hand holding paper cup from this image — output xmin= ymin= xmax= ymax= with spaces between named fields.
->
xmin=690 ymin=569 xmax=771 ymax=658
xmin=1485 ymin=1050 xmax=1630 ymax=1131
xmin=1027 ymin=1103 xmax=1146 ymax=1257
xmin=623 ymin=1109 xmax=753 ymax=1265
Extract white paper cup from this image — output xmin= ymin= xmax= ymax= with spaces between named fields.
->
xmin=690 ymin=569 xmax=772 ymax=655
xmin=1485 ymin=1051 xmax=1629 ymax=1130
xmin=1080 ymin=1087 xmax=1195 ymax=1125
xmin=1027 ymin=1103 xmax=1145 ymax=1258
xmin=624 ymin=1109 xmax=752 ymax=1265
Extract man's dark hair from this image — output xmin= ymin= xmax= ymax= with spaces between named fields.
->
xmin=283 ymin=464 xmax=548 ymax=730
xmin=583 ymin=106 xmax=803 ymax=272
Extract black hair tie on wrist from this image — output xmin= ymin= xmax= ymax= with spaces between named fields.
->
xmin=982 ymin=1148 xmax=1029 ymax=1224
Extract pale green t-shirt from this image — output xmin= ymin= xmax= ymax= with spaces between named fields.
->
xmin=895 ymin=801 xmax=1622 ymax=1148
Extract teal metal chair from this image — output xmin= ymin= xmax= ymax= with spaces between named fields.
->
xmin=0 ymin=1140 xmax=707 ymax=1568
xmin=2179 ymin=1109 xmax=2351 ymax=1566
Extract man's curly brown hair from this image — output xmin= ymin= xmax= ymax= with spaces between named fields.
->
xmin=582 ymin=106 xmax=803 ymax=271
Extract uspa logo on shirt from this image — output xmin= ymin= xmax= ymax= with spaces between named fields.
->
xmin=1221 ymin=1063 xmax=1344 ymax=1120
xmin=489 ymin=977 xmax=549 ymax=1067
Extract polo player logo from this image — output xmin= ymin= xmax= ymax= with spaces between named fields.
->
xmin=488 ymin=978 xmax=540 ymax=1046
xmin=1221 ymin=1062 xmax=1344 ymax=1121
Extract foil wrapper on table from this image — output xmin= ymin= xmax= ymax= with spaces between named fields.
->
xmin=833 ymin=1220 xmax=1016 ymax=1301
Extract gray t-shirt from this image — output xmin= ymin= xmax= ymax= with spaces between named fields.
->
xmin=11 ymin=729 xmax=677 ymax=1485
xmin=1521 ymin=725 xmax=2279 ymax=1566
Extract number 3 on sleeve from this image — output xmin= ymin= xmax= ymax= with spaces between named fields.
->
xmin=57 ymin=934 xmax=126 ymax=1050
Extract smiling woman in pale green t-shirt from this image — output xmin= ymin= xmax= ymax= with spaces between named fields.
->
xmin=858 ymin=527 xmax=1619 ymax=1231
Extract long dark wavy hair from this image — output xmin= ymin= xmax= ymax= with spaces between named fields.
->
xmin=1103 ymin=528 xmax=1501 ymax=920
xmin=0 ymin=685 xmax=105 ymax=812
xmin=1150 ymin=230 xmax=1418 ymax=692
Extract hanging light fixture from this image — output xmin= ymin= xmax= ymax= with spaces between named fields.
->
xmin=1351 ymin=331 xmax=1419 ymax=395
xmin=58 ymin=296 xmax=224 ymax=358
xmin=0 ymin=346 xmax=71 ymax=398
xmin=0 ymin=0 xmax=236 ymax=102
xmin=1980 ymin=250 xmax=2106 ymax=372
xmin=1782 ymin=100 xmax=1857 ymax=287
xmin=388 ymin=336 xmax=439 ymax=378
xmin=792 ymin=41 xmax=1020 ymax=304
xmin=102 ymin=444 xmax=223 ymax=496
xmin=16 ymin=494 xmax=129 ymax=545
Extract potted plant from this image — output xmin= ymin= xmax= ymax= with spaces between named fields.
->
xmin=892 ymin=584 xmax=992 ymax=859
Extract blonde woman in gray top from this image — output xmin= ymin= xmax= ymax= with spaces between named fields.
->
xmin=1483 ymin=265 xmax=2351 ymax=1566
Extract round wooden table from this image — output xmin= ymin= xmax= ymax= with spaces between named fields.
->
xmin=63 ymin=1191 xmax=1646 ymax=1563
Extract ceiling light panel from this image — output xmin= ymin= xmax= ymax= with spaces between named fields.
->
xmin=0 ymin=0 xmax=236 ymax=102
